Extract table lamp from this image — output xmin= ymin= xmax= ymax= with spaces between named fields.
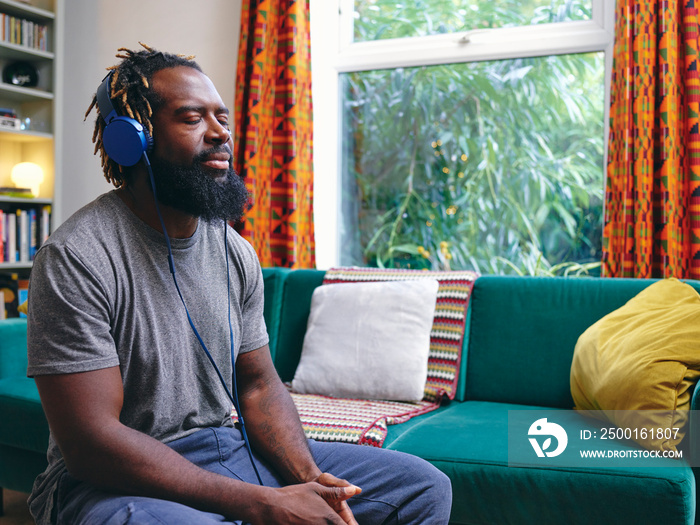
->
xmin=11 ymin=162 xmax=43 ymax=197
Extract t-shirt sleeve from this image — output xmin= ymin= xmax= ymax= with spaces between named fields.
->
xmin=235 ymin=237 xmax=270 ymax=355
xmin=26 ymin=242 xmax=119 ymax=377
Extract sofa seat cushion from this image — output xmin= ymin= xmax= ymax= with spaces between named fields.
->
xmin=0 ymin=376 xmax=49 ymax=453
xmin=385 ymin=401 xmax=695 ymax=525
xmin=382 ymin=404 xmax=454 ymax=448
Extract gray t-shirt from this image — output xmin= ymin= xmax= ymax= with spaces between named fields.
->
xmin=25 ymin=191 xmax=269 ymax=524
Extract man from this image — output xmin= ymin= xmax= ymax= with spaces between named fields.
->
xmin=25 ymin=44 xmax=452 ymax=524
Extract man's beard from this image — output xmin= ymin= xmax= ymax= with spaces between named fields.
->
xmin=149 ymin=148 xmax=249 ymax=223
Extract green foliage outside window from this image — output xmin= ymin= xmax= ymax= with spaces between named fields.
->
xmin=340 ymin=0 xmax=604 ymax=276
xmin=353 ymin=0 xmax=591 ymax=42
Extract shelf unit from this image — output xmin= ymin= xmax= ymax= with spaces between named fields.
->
xmin=0 ymin=0 xmax=60 ymax=276
xmin=0 ymin=0 xmax=60 ymax=321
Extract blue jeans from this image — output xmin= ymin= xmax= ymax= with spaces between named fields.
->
xmin=54 ymin=426 xmax=452 ymax=524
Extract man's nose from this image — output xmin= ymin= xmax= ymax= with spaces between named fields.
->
xmin=207 ymin=119 xmax=231 ymax=144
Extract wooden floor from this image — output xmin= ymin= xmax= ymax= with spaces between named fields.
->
xmin=0 ymin=490 xmax=33 ymax=525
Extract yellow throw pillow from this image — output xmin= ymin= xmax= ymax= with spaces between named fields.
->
xmin=570 ymin=278 xmax=700 ymax=452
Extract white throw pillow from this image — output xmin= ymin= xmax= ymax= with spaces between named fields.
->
xmin=291 ymin=279 xmax=439 ymax=402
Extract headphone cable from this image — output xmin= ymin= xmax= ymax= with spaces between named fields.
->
xmin=143 ymin=152 xmax=264 ymax=486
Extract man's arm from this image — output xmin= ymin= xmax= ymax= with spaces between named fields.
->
xmin=36 ymin=365 xmax=356 ymax=524
xmin=236 ymin=345 xmax=361 ymax=523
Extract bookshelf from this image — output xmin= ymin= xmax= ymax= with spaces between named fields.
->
xmin=0 ymin=0 xmax=61 ymax=316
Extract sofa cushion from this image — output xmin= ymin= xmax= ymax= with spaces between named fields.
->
xmin=385 ymin=401 xmax=695 ymax=525
xmin=461 ymin=276 xmax=700 ymax=407
xmin=0 ymin=377 xmax=49 ymax=453
xmin=292 ymin=279 xmax=438 ymax=401
xmin=382 ymin=404 xmax=453 ymax=448
xmin=571 ymin=278 xmax=700 ymax=453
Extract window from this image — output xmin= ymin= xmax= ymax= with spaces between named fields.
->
xmin=310 ymin=0 xmax=614 ymax=273
xmin=353 ymin=0 xmax=592 ymax=42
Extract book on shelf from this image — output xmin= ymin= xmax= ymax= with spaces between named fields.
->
xmin=0 ymin=104 xmax=19 ymax=129
xmin=40 ymin=204 xmax=49 ymax=245
xmin=29 ymin=207 xmax=36 ymax=259
xmin=18 ymin=209 xmax=27 ymax=262
xmin=0 ymin=187 xmax=33 ymax=198
xmin=6 ymin=211 xmax=15 ymax=263
xmin=0 ymin=13 xmax=48 ymax=52
xmin=0 ymin=116 xmax=19 ymax=130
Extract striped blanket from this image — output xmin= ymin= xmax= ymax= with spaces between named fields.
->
xmin=288 ymin=267 xmax=478 ymax=447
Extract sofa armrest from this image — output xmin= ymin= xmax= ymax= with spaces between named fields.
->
xmin=691 ymin=384 xmax=700 ymax=412
xmin=262 ymin=267 xmax=291 ymax=362
xmin=0 ymin=318 xmax=28 ymax=380
xmin=273 ymin=269 xmax=326 ymax=381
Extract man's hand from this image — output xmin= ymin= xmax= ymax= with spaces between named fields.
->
xmin=315 ymin=473 xmax=362 ymax=524
xmin=260 ymin=477 xmax=361 ymax=525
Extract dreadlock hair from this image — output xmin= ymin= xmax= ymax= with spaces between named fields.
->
xmin=84 ymin=42 xmax=201 ymax=188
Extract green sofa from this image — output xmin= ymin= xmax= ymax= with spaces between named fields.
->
xmin=1 ymin=270 xmax=699 ymax=523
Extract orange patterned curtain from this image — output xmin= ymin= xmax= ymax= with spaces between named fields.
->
xmin=602 ymin=0 xmax=700 ymax=278
xmin=234 ymin=0 xmax=316 ymax=268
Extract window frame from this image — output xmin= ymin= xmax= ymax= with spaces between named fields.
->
xmin=310 ymin=0 xmax=615 ymax=269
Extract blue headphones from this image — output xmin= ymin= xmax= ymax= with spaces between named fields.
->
xmin=96 ymin=71 xmax=153 ymax=167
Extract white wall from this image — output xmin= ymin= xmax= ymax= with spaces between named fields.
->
xmin=59 ymin=0 xmax=242 ymax=222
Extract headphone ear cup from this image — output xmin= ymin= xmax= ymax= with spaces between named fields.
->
xmin=102 ymin=116 xmax=150 ymax=167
